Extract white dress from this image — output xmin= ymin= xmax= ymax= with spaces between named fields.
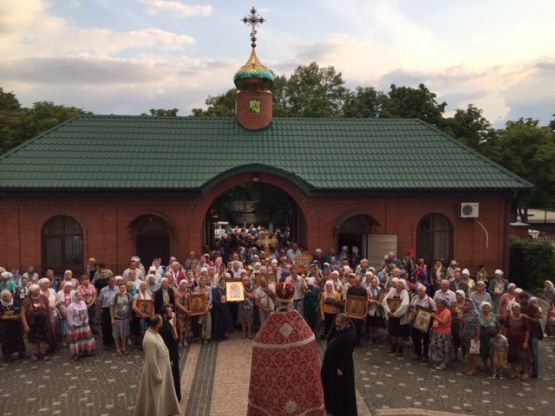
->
xmin=134 ymin=329 xmax=181 ymax=416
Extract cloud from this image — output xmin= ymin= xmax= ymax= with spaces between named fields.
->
xmin=137 ymin=0 xmax=213 ymax=17
xmin=0 ymin=1 xmax=195 ymax=59
xmin=0 ymin=56 xmax=160 ymax=85
xmin=503 ymin=58 xmax=555 ymax=124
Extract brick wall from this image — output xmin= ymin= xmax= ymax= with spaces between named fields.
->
xmin=0 ymin=173 xmax=512 ymax=276
xmin=235 ymin=90 xmax=272 ymax=130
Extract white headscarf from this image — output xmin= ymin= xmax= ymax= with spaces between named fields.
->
xmin=0 ymin=290 xmax=13 ymax=307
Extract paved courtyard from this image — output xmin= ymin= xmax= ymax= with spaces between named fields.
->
xmin=1 ymin=333 xmax=554 ymax=416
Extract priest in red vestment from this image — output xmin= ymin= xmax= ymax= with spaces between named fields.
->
xmin=247 ymin=281 xmax=325 ymax=416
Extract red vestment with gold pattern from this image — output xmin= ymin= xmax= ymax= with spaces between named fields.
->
xmin=247 ymin=309 xmax=325 ymax=416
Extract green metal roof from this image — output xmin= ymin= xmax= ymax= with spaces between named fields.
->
xmin=0 ymin=115 xmax=531 ymax=191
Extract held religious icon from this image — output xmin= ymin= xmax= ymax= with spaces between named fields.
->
xmin=387 ymin=297 xmax=402 ymax=314
xmin=412 ymin=306 xmax=433 ymax=333
xmin=226 ymin=280 xmax=245 ymax=302
xmin=188 ymin=293 xmax=208 ymax=316
xmin=136 ymin=299 xmax=155 ymax=318
xmin=265 ymin=270 xmax=277 ymax=287
xmin=294 ymin=253 xmax=313 ymax=274
xmin=345 ymin=295 xmax=368 ymax=320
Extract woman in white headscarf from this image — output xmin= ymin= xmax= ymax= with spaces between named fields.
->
xmin=451 ymin=290 xmax=466 ymax=360
xmin=21 ymin=285 xmax=51 ymax=361
xmin=382 ymin=278 xmax=410 ymax=356
xmin=66 ymin=291 xmax=96 ymax=360
xmin=39 ymin=277 xmax=60 ymax=349
xmin=56 ymin=281 xmax=75 ymax=347
xmin=0 ymin=290 xmax=27 ymax=361
xmin=479 ymin=301 xmax=497 ymax=371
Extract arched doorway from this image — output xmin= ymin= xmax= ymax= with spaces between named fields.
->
xmin=416 ymin=213 xmax=453 ymax=264
xmin=130 ymin=215 xmax=172 ymax=267
xmin=204 ymin=182 xmax=307 ymax=251
xmin=337 ymin=213 xmax=381 ymax=265
xmin=43 ymin=215 xmax=83 ymax=274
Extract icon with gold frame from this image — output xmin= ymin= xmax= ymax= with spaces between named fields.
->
xmin=387 ymin=297 xmax=402 ymax=313
xmin=294 ymin=253 xmax=313 ymax=274
xmin=345 ymin=295 xmax=368 ymax=320
xmin=136 ymin=299 xmax=155 ymax=317
xmin=226 ymin=280 xmax=245 ymax=302
xmin=412 ymin=306 xmax=433 ymax=333
xmin=188 ymin=293 xmax=208 ymax=316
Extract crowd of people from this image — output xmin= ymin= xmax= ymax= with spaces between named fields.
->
xmin=1 ymin=226 xmax=554 ymax=388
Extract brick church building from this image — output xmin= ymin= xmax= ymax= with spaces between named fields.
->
xmin=0 ymin=20 xmax=530 ymax=275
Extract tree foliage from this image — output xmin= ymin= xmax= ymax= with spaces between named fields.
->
xmin=509 ymin=237 xmax=555 ymax=290
xmin=487 ymin=120 xmax=555 ymax=218
xmin=144 ymin=108 xmax=179 ymax=117
xmin=441 ymin=104 xmax=496 ymax=150
xmin=381 ymin=83 xmax=446 ymax=125
xmin=0 ymin=100 xmax=88 ymax=154
xmin=191 ymin=89 xmax=236 ymax=117
xmin=0 ymin=88 xmax=21 ymax=111
xmin=343 ymin=87 xmax=384 ymax=118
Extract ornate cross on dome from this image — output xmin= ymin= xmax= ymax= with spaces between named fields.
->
xmin=241 ymin=6 xmax=265 ymax=48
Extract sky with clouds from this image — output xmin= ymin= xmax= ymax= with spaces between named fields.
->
xmin=1 ymin=0 xmax=554 ymax=126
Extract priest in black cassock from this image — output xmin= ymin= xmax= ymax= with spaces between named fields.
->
xmin=159 ymin=304 xmax=181 ymax=401
xmin=321 ymin=313 xmax=357 ymax=416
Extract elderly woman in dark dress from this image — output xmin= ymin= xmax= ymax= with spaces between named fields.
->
xmin=21 ymin=285 xmax=51 ymax=361
xmin=451 ymin=290 xmax=466 ymax=360
xmin=479 ymin=301 xmax=497 ymax=371
xmin=460 ymin=298 xmax=481 ymax=375
xmin=0 ymin=290 xmax=27 ymax=361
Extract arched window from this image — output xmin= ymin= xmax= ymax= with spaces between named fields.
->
xmin=43 ymin=216 xmax=83 ymax=273
xmin=416 ymin=214 xmax=452 ymax=263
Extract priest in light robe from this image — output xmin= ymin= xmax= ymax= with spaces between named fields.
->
xmin=134 ymin=315 xmax=180 ymax=416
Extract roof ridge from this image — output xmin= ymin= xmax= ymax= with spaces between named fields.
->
xmin=75 ymin=115 xmax=421 ymax=122
xmin=0 ymin=115 xmax=84 ymax=162
xmin=415 ymin=119 xmax=533 ymax=188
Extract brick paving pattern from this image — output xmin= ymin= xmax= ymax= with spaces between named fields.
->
xmin=1 ymin=334 xmax=553 ymax=415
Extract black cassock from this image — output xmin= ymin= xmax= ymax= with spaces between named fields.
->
xmin=321 ymin=325 xmax=357 ymax=416
xmin=159 ymin=319 xmax=181 ymax=401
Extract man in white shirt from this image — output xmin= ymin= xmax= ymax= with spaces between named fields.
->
xmin=285 ymin=270 xmax=306 ymax=313
xmin=410 ymin=284 xmax=436 ymax=360
xmin=433 ymin=279 xmax=456 ymax=307
xmin=255 ymin=276 xmax=275 ymax=325
xmin=286 ymin=242 xmax=302 ymax=264
xmin=123 ymin=258 xmax=144 ymax=281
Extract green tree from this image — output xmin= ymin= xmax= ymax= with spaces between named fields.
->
xmin=489 ymin=120 xmax=555 ymax=220
xmin=0 ymin=87 xmax=21 ymax=111
xmin=0 ymin=99 xmax=88 ymax=155
xmin=283 ymin=62 xmax=347 ymax=117
xmin=442 ymin=104 xmax=497 ymax=151
xmin=144 ymin=108 xmax=179 ymax=117
xmin=191 ymin=89 xmax=236 ymax=117
xmin=382 ymin=83 xmax=446 ymax=125
xmin=342 ymin=87 xmax=384 ymax=118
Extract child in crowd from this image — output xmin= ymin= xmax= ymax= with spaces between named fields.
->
xmin=490 ymin=326 xmax=508 ymax=379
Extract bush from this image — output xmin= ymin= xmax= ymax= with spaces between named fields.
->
xmin=509 ymin=237 xmax=555 ymax=290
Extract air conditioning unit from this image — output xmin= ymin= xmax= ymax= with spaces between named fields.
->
xmin=459 ymin=202 xmax=479 ymax=218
